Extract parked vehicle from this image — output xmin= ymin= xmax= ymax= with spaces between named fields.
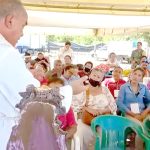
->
xmin=90 ymin=44 xmax=108 ymax=61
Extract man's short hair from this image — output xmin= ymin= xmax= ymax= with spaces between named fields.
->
xmin=38 ymin=52 xmax=43 ymax=55
xmin=84 ymin=61 xmax=93 ymax=68
xmin=0 ymin=0 xmax=24 ymax=19
xmin=77 ymin=64 xmax=84 ymax=71
xmin=64 ymin=55 xmax=72 ymax=60
xmin=65 ymin=41 xmax=71 ymax=46
xmin=113 ymin=66 xmax=123 ymax=72
xmin=54 ymin=60 xmax=62 ymax=64
xmin=64 ymin=65 xmax=74 ymax=71
xmin=24 ymin=52 xmax=31 ymax=56
xmin=141 ymin=56 xmax=147 ymax=60
xmin=137 ymin=42 xmax=142 ymax=46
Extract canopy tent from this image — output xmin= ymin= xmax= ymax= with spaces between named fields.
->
xmin=26 ymin=10 xmax=150 ymax=36
xmin=22 ymin=0 xmax=150 ymax=16
xmin=21 ymin=0 xmax=150 ymax=35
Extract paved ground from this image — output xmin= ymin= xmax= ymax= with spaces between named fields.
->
xmin=48 ymin=51 xmax=131 ymax=69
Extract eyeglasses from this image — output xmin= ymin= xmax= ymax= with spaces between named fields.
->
xmin=142 ymin=61 xmax=148 ymax=63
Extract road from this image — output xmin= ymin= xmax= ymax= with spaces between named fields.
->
xmin=48 ymin=51 xmax=131 ymax=69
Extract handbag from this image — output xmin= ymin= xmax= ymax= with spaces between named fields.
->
xmin=81 ymin=87 xmax=112 ymax=125
xmin=82 ymin=88 xmax=95 ymax=125
xmin=82 ymin=109 xmax=95 ymax=125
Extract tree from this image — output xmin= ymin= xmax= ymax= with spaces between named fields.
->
xmin=140 ymin=32 xmax=150 ymax=46
xmin=46 ymin=35 xmax=103 ymax=45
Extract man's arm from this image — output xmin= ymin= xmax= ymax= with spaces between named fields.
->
xmin=142 ymin=50 xmax=146 ymax=56
xmin=130 ymin=50 xmax=135 ymax=63
xmin=60 ymin=76 xmax=88 ymax=112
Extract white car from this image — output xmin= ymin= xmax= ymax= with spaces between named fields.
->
xmin=91 ymin=45 xmax=108 ymax=61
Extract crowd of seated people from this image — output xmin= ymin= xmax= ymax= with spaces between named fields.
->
xmin=11 ymin=48 xmax=150 ymax=150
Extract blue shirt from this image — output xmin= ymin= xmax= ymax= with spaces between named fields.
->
xmin=61 ymin=75 xmax=79 ymax=85
xmin=117 ymin=82 xmax=150 ymax=113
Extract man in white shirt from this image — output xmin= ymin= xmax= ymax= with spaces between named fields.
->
xmin=0 ymin=0 xmax=41 ymax=149
xmin=58 ymin=41 xmax=73 ymax=63
xmin=0 ymin=0 xmax=87 ymax=149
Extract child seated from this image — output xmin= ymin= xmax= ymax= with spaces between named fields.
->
xmin=48 ymin=77 xmax=77 ymax=150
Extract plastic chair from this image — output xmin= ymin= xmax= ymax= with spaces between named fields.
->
xmin=71 ymin=111 xmax=81 ymax=150
xmin=91 ymin=115 xmax=150 ymax=150
xmin=71 ymin=134 xmax=80 ymax=150
xmin=143 ymin=116 xmax=150 ymax=137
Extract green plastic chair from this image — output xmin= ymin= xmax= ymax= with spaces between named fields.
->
xmin=91 ymin=115 xmax=150 ymax=150
xmin=143 ymin=116 xmax=150 ymax=137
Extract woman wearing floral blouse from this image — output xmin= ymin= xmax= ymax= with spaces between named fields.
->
xmin=77 ymin=68 xmax=117 ymax=150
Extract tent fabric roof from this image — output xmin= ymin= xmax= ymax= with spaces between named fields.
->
xmin=26 ymin=10 xmax=150 ymax=35
xmin=22 ymin=0 xmax=150 ymax=16
xmin=22 ymin=0 xmax=150 ymax=35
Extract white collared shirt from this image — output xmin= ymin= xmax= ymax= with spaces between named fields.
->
xmin=0 ymin=34 xmax=40 ymax=117
xmin=0 ymin=34 xmax=73 ymax=149
xmin=0 ymin=34 xmax=40 ymax=149
xmin=58 ymin=47 xmax=73 ymax=62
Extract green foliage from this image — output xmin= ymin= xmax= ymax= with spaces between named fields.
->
xmin=140 ymin=32 xmax=150 ymax=46
xmin=46 ymin=35 xmax=55 ymax=42
xmin=122 ymin=31 xmax=150 ymax=46
xmin=46 ymin=35 xmax=73 ymax=43
xmin=46 ymin=34 xmax=103 ymax=45
xmin=46 ymin=31 xmax=150 ymax=46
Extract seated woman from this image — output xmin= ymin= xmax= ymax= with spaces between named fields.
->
xmin=106 ymin=52 xmax=118 ymax=71
xmin=139 ymin=56 xmax=150 ymax=77
xmin=77 ymin=68 xmax=117 ymax=150
xmin=64 ymin=55 xmax=72 ymax=66
xmin=46 ymin=60 xmax=63 ymax=78
xmin=34 ymin=52 xmax=50 ymax=69
xmin=117 ymin=67 xmax=150 ymax=150
xmin=104 ymin=66 xmax=126 ymax=99
xmin=105 ymin=52 xmax=118 ymax=77
xmin=117 ymin=67 xmax=150 ymax=121
xmin=48 ymin=77 xmax=77 ymax=150
xmin=78 ymin=61 xmax=93 ymax=78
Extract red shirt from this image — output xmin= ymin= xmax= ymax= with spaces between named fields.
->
xmin=78 ymin=71 xmax=89 ymax=77
xmin=57 ymin=107 xmax=77 ymax=130
xmin=40 ymin=77 xmax=49 ymax=85
xmin=104 ymin=78 xmax=126 ymax=98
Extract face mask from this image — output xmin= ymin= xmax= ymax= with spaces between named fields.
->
xmin=89 ymin=78 xmax=100 ymax=87
xmin=84 ymin=67 xmax=91 ymax=73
